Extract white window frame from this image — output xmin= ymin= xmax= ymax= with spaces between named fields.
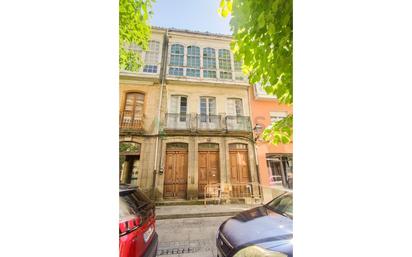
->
xmin=218 ymin=49 xmax=233 ymax=80
xmin=168 ymin=43 xmax=185 ymax=76
xmin=168 ymin=95 xmax=189 ymax=129
xmin=142 ymin=40 xmax=160 ymax=74
xmin=270 ymin=111 xmax=288 ymax=123
xmin=226 ymin=98 xmax=244 ymax=116
xmin=186 ymin=45 xmax=201 ymax=77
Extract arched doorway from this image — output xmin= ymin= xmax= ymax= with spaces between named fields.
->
xmin=164 ymin=143 xmax=188 ymax=199
xmin=198 ymin=143 xmax=220 ymax=198
xmin=119 ymin=142 xmax=141 ymax=186
xmin=229 ymin=143 xmax=251 ymax=197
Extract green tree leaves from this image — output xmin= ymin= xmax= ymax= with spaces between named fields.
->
xmin=219 ymin=0 xmax=293 ymax=145
xmin=218 ymin=0 xmax=232 ymax=17
xmin=262 ymin=115 xmax=293 ymax=145
xmin=119 ymin=0 xmax=154 ymax=71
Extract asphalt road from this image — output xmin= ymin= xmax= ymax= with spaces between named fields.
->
xmin=156 ymin=216 xmax=231 ymax=257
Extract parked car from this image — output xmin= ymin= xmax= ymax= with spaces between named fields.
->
xmin=216 ymin=192 xmax=293 ymax=257
xmin=119 ymin=185 xmax=158 ymax=257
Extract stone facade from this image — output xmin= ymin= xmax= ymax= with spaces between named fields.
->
xmin=120 ymin=27 xmax=260 ymax=201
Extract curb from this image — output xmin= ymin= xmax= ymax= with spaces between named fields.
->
xmin=156 ymin=211 xmax=241 ymax=220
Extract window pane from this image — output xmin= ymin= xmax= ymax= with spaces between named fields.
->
xmin=143 ymin=65 xmax=157 ymax=73
xmin=218 ymin=49 xmax=231 ymax=71
xmin=200 ymin=97 xmax=207 ymax=115
xmin=171 ymin=44 xmax=184 ymax=54
xmin=170 ymin=44 xmax=184 ymax=66
xmin=179 ymin=97 xmax=187 ymax=122
xmin=187 ymin=46 xmax=200 ymax=68
xmin=187 ymin=56 xmax=200 ymax=68
xmin=208 ymin=98 xmax=216 ymax=115
xmin=203 ymin=70 xmax=216 ymax=78
xmin=234 ymin=61 xmax=245 ymax=80
xmin=186 ymin=68 xmax=200 ymax=77
xmin=180 ymin=97 xmax=187 ymax=114
xmin=204 ymin=58 xmax=216 ymax=69
xmin=140 ymin=40 xmax=160 ymax=73
xmin=170 ymin=55 xmax=184 ymax=66
xmin=203 ymin=48 xmax=216 ymax=69
xmin=235 ymin=99 xmax=243 ymax=115
xmin=234 ymin=61 xmax=242 ymax=71
xmin=229 ymin=143 xmax=247 ymax=149
xmin=187 ymin=46 xmax=200 ymax=56
xmin=169 ymin=67 xmax=183 ymax=76
xmin=145 ymin=41 xmax=159 ymax=65
xmin=203 ymin=48 xmax=216 ymax=58
xmin=220 ymin=71 xmax=232 ymax=80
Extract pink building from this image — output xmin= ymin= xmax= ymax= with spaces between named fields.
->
xmin=249 ymin=84 xmax=293 ymax=189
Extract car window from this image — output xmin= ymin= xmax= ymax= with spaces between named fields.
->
xmin=266 ymin=193 xmax=293 ymax=217
xmin=119 ymin=197 xmax=136 ymax=221
xmin=119 ymin=190 xmax=151 ymax=220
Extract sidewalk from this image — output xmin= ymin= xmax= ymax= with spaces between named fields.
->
xmin=155 ymin=204 xmax=262 ymax=220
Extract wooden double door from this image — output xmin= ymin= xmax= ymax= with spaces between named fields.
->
xmin=198 ymin=149 xmax=220 ymax=198
xmin=229 ymin=146 xmax=251 ymax=197
xmin=164 ymin=148 xmax=188 ymax=199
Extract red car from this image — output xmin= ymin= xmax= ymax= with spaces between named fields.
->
xmin=119 ymin=185 xmax=158 ymax=257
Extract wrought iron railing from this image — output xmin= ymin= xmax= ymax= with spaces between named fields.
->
xmin=119 ymin=111 xmax=144 ymax=130
xmin=165 ymin=113 xmax=191 ymax=130
xmin=197 ymin=114 xmax=222 ymax=130
xmin=225 ymin=115 xmax=252 ymax=131
xmin=159 ymin=114 xmax=253 ymax=132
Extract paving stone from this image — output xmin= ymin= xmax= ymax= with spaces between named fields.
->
xmin=156 ymin=216 xmax=231 ymax=256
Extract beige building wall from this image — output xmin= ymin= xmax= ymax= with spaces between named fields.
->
xmin=119 ymin=135 xmax=157 ymax=192
xmin=119 ymin=81 xmax=161 ymax=193
xmin=165 ymin=83 xmax=250 ymax=116
xmin=119 ymin=81 xmax=161 ymax=134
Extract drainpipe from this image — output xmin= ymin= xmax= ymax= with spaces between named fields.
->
xmin=247 ymin=84 xmax=262 ymax=202
xmin=152 ymin=29 xmax=169 ymax=199
xmin=247 ymin=85 xmax=260 ymax=183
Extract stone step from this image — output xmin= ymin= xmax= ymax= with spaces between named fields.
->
xmin=155 ymin=197 xmax=262 ymax=206
xmin=155 ymin=200 xmax=206 ymax=206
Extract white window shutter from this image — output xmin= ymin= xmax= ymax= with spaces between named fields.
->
xmin=170 ymin=96 xmax=179 ymax=113
xmin=227 ymin=99 xmax=236 ymax=115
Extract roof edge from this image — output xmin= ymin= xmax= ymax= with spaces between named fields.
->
xmin=151 ymin=26 xmax=233 ymax=39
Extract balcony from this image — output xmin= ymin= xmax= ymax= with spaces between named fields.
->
xmin=165 ymin=113 xmax=191 ymax=130
xmin=225 ymin=115 xmax=252 ymax=131
xmin=163 ymin=113 xmax=252 ymax=133
xmin=197 ymin=114 xmax=221 ymax=130
xmin=119 ymin=111 xmax=144 ymax=131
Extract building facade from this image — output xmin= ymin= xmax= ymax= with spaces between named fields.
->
xmin=120 ymin=27 xmax=260 ymax=202
xmin=249 ymin=84 xmax=293 ymax=190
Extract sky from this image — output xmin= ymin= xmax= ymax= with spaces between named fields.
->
xmin=150 ymin=0 xmax=232 ymax=35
